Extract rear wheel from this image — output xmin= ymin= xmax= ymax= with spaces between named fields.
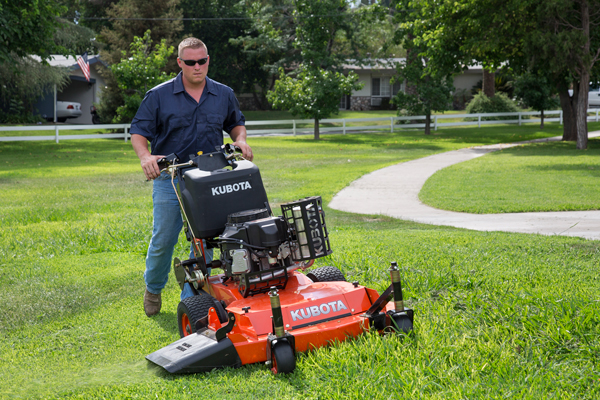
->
xmin=306 ymin=266 xmax=346 ymax=282
xmin=177 ymin=292 xmax=228 ymax=338
xmin=271 ymin=341 xmax=296 ymax=374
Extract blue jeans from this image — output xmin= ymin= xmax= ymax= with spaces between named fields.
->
xmin=144 ymin=172 xmax=213 ymax=301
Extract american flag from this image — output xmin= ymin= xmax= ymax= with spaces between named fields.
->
xmin=77 ymin=52 xmax=91 ymax=82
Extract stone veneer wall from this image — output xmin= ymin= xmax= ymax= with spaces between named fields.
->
xmin=350 ymin=96 xmax=372 ymax=111
xmin=237 ymin=96 xmax=261 ymax=111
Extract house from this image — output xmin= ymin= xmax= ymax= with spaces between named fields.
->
xmin=33 ymin=55 xmax=107 ymax=124
xmin=342 ymin=58 xmax=483 ymax=110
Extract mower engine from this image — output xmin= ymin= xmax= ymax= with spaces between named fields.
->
xmin=172 ymin=148 xmax=332 ymax=297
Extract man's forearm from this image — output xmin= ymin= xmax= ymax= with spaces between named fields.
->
xmin=229 ymin=125 xmax=247 ymax=143
xmin=132 ymin=134 xmax=151 ymax=160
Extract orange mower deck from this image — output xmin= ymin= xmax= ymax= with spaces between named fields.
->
xmin=146 ymin=270 xmax=412 ymax=374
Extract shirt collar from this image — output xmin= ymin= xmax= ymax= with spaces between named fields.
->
xmin=173 ymin=73 xmax=215 ymax=96
xmin=173 ymin=72 xmax=185 ymax=94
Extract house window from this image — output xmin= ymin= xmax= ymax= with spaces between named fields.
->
xmin=372 ymin=77 xmax=402 ymax=97
xmin=372 ymin=78 xmax=381 ymax=96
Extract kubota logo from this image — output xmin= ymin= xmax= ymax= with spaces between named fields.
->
xmin=211 ymin=181 xmax=252 ymax=196
xmin=289 ymin=300 xmax=348 ymax=322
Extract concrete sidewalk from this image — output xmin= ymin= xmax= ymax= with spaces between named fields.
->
xmin=329 ymin=133 xmax=600 ymax=241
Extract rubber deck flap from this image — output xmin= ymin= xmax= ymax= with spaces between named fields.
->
xmin=146 ymin=331 xmax=242 ymax=373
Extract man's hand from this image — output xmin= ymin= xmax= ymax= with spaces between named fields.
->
xmin=131 ymin=134 xmax=164 ymax=180
xmin=232 ymin=140 xmax=253 ymax=161
xmin=140 ymin=154 xmax=166 ymax=180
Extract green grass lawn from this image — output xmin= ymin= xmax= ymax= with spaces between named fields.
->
xmin=420 ymin=138 xmax=600 ymax=213
xmin=0 ymin=125 xmax=599 ymax=399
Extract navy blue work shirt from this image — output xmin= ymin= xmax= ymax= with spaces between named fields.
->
xmin=130 ymin=73 xmax=245 ymax=162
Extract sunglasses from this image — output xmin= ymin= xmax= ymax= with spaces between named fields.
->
xmin=179 ymin=57 xmax=209 ymax=66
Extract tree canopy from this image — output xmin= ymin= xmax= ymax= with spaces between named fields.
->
xmin=111 ymin=30 xmax=175 ymax=123
xmin=395 ymin=0 xmax=600 ymax=149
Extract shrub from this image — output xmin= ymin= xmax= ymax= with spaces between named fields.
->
xmin=465 ymin=92 xmax=520 ymax=120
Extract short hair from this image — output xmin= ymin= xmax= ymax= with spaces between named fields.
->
xmin=178 ymin=37 xmax=208 ymax=58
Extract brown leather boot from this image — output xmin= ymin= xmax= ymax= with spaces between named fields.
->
xmin=144 ymin=288 xmax=161 ymax=317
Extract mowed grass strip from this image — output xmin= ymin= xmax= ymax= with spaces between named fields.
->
xmin=0 ymin=124 xmax=599 ymax=399
xmin=420 ymin=138 xmax=600 ymax=213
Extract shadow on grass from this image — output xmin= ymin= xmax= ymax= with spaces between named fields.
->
xmin=152 ymin=311 xmax=179 ymax=336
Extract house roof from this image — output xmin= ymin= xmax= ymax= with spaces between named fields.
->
xmin=30 ymin=54 xmax=107 ymax=69
xmin=343 ymin=58 xmax=484 ymax=74
xmin=343 ymin=58 xmax=404 ymax=71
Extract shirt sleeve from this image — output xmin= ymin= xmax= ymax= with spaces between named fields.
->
xmin=222 ymin=90 xmax=245 ymax=134
xmin=130 ymin=91 xmax=158 ymax=140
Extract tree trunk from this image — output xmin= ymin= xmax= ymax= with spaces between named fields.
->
xmin=252 ymin=91 xmax=265 ymax=110
xmin=482 ymin=69 xmax=495 ymax=98
xmin=314 ymin=118 xmax=320 ymax=140
xmin=540 ymin=109 xmax=544 ymax=129
xmin=424 ymin=113 xmax=431 ymax=135
xmin=574 ymin=0 xmax=591 ymax=150
xmin=558 ymin=88 xmax=577 ymax=141
xmin=574 ymin=77 xmax=589 ymax=150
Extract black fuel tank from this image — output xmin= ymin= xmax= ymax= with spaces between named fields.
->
xmin=179 ymin=160 xmax=270 ymax=239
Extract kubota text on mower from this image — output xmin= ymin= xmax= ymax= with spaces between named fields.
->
xmin=145 ymin=144 xmax=414 ymax=374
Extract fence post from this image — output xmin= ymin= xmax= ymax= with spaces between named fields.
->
xmin=124 ymin=124 xmax=129 ymax=142
xmin=518 ymin=112 xmax=522 ymax=126
xmin=343 ymin=119 xmax=346 ymax=135
xmin=560 ymin=110 xmax=563 ymax=125
xmin=55 ymin=125 xmax=59 ymax=143
xmin=434 ymin=115 xmax=438 ymax=131
xmin=597 ymin=109 xmax=599 ymax=122
xmin=478 ymin=115 xmax=481 ymax=128
xmin=293 ymin=120 xmax=296 ymax=136
xmin=391 ymin=117 xmax=394 ymax=133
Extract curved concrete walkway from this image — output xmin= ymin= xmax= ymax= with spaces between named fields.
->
xmin=329 ymin=133 xmax=600 ymax=241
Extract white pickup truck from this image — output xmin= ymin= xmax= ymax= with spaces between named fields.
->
xmin=569 ymin=83 xmax=600 ymax=107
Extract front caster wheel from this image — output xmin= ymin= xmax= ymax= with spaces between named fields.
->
xmin=390 ymin=313 xmax=413 ymax=334
xmin=271 ymin=341 xmax=296 ymax=374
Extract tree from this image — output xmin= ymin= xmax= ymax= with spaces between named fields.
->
xmin=514 ymin=73 xmax=559 ymax=129
xmin=393 ymin=3 xmax=454 ymax=134
xmin=525 ymin=0 xmax=600 ymax=149
xmin=266 ymin=0 xmax=366 ymax=139
xmin=0 ymin=56 xmax=70 ymax=123
xmin=94 ymin=0 xmax=183 ymax=122
xmin=230 ymin=0 xmax=301 ymax=109
xmin=397 ymin=0 xmax=600 ymax=150
xmin=111 ymin=30 xmax=175 ymax=123
xmin=0 ymin=0 xmax=65 ymax=64
xmin=268 ymin=68 xmax=361 ymax=139
xmin=0 ymin=1 xmax=98 ymax=122
xmin=180 ymin=0 xmax=254 ymax=96
xmin=392 ymin=58 xmax=454 ymax=135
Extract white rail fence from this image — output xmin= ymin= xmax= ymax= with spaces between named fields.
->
xmin=1 ymin=110 xmax=599 ymax=143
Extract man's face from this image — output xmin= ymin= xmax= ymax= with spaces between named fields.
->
xmin=177 ymin=47 xmax=210 ymax=86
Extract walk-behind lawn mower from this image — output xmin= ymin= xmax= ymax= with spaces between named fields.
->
xmin=146 ymin=145 xmax=414 ymax=374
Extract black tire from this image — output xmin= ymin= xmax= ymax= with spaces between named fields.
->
xmin=272 ymin=341 xmax=296 ymax=374
xmin=390 ymin=314 xmax=413 ymax=334
xmin=177 ymin=293 xmax=228 ymax=338
xmin=306 ymin=266 xmax=346 ymax=282
xmin=92 ymin=114 xmax=101 ymax=124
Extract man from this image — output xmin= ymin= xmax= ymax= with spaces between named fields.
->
xmin=130 ymin=37 xmax=253 ymax=317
